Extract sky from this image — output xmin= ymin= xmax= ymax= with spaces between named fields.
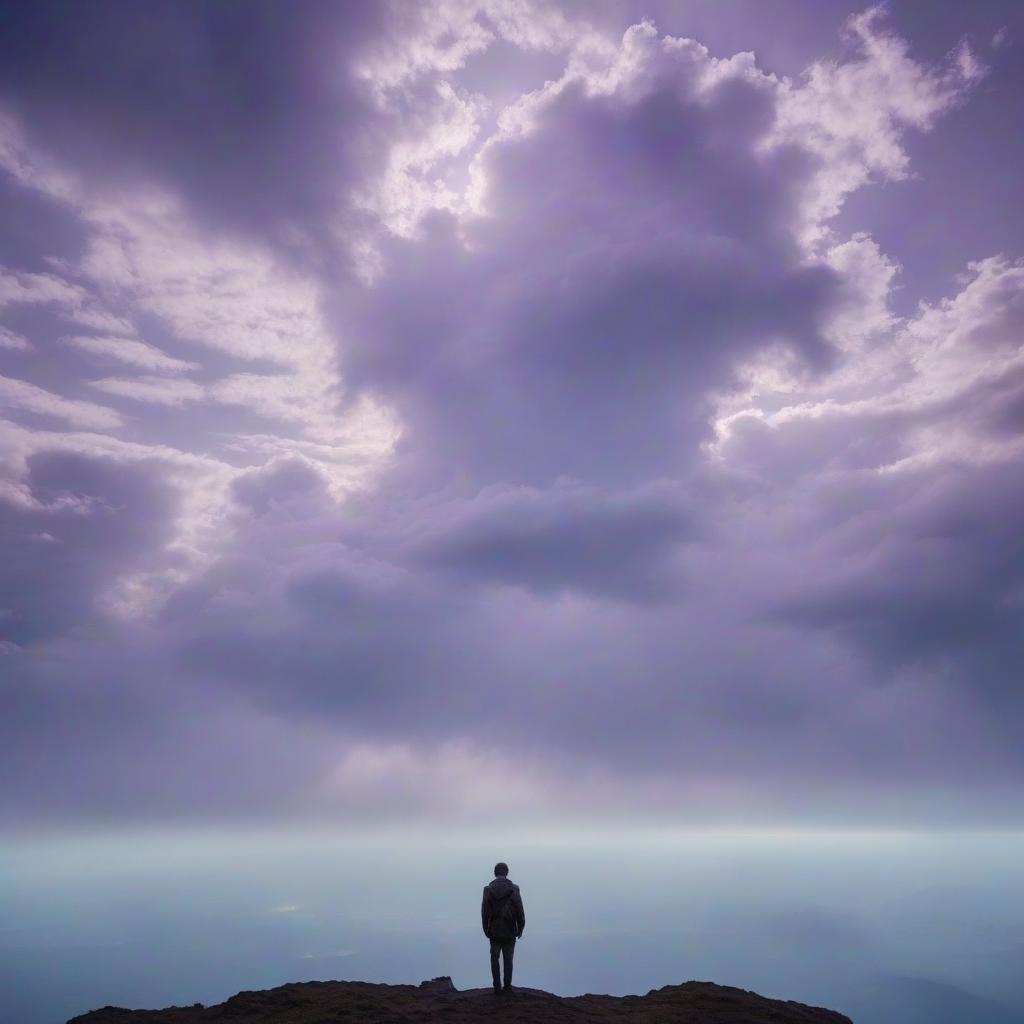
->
xmin=1 ymin=0 xmax=1023 ymax=835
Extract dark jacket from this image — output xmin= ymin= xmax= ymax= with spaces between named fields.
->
xmin=481 ymin=876 xmax=526 ymax=939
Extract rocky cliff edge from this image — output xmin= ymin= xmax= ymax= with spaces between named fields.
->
xmin=68 ymin=975 xmax=853 ymax=1023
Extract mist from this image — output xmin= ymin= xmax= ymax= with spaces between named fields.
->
xmin=3 ymin=827 xmax=1023 ymax=1024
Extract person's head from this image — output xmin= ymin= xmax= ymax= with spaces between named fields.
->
xmin=494 ymin=862 xmax=509 ymax=877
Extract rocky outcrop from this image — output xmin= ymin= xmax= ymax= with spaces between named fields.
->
xmin=68 ymin=975 xmax=853 ymax=1023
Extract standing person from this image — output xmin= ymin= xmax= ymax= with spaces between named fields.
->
xmin=481 ymin=862 xmax=525 ymax=994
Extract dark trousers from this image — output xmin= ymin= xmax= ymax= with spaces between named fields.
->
xmin=489 ymin=936 xmax=516 ymax=989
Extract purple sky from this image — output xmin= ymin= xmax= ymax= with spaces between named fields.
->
xmin=1 ymin=1 xmax=1023 ymax=832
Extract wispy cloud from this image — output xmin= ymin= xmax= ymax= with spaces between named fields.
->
xmin=0 ymin=374 xmax=122 ymax=429
xmin=62 ymin=334 xmax=200 ymax=373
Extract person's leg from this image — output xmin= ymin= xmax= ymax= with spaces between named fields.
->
xmin=502 ymin=937 xmax=516 ymax=990
xmin=489 ymin=938 xmax=501 ymax=992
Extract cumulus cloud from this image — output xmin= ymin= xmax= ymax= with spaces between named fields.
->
xmin=337 ymin=60 xmax=829 ymax=486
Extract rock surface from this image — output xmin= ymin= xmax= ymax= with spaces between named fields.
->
xmin=67 ymin=975 xmax=853 ymax=1023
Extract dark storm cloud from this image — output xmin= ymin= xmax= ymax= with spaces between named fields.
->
xmin=406 ymin=479 xmax=692 ymax=601
xmin=141 ymin=448 xmax=1021 ymax=804
xmin=0 ymin=0 xmax=386 ymax=258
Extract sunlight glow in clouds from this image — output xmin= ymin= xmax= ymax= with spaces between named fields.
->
xmin=1 ymin=1 xmax=1022 ymax=832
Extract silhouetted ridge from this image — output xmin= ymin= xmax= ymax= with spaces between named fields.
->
xmin=68 ymin=976 xmax=853 ymax=1022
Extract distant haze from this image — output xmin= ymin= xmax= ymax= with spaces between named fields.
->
xmin=3 ymin=828 xmax=1023 ymax=1024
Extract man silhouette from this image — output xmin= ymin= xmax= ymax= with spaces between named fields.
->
xmin=481 ymin=861 xmax=525 ymax=994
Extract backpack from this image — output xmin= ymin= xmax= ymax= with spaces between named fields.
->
xmin=488 ymin=890 xmax=518 ymax=936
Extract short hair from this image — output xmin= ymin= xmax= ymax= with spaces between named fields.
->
xmin=494 ymin=862 xmax=509 ymax=876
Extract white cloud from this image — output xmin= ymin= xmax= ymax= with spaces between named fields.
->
xmin=773 ymin=5 xmax=984 ymax=247
xmin=0 ymin=375 xmax=123 ymax=430
xmin=356 ymin=0 xmax=591 ymax=97
xmin=712 ymin=253 xmax=1024 ymax=474
xmin=0 ymin=265 xmax=87 ymax=310
xmin=89 ymin=375 xmax=205 ymax=407
xmin=0 ymin=326 xmax=30 ymax=351
xmin=361 ymin=80 xmax=486 ymax=238
xmin=0 ymin=264 xmax=132 ymax=335
xmin=0 ymin=110 xmax=81 ymax=204
xmin=62 ymin=334 xmax=200 ymax=373
xmin=0 ymin=113 xmax=397 ymax=601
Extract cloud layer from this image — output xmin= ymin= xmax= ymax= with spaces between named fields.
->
xmin=1 ymin=1 xmax=1022 ymax=830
